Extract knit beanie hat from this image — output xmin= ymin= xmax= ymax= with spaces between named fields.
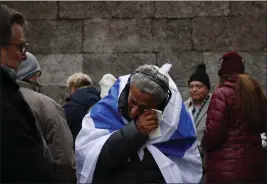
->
xmin=218 ymin=51 xmax=245 ymax=76
xmin=188 ymin=63 xmax=210 ymax=89
xmin=17 ymin=52 xmax=41 ymax=80
xmin=99 ymin=74 xmax=117 ymax=98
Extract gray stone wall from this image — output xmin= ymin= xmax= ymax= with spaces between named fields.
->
xmin=2 ymin=1 xmax=266 ymax=105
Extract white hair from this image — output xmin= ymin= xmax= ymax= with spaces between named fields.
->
xmin=130 ymin=64 xmax=169 ymax=103
xmin=66 ymin=72 xmax=93 ymax=90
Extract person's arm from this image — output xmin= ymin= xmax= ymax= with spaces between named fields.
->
xmin=201 ymin=89 xmax=228 ymax=152
xmin=45 ymin=101 xmax=76 ymax=182
xmin=64 ymin=102 xmax=87 ymax=141
xmin=2 ymin=102 xmax=56 ymax=183
xmin=46 ymin=101 xmax=75 ymax=167
xmin=93 ymin=122 xmax=147 ymax=178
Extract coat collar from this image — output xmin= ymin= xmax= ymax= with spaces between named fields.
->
xmin=1 ymin=67 xmax=19 ymax=91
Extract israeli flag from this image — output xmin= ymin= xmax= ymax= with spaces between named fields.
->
xmin=75 ymin=64 xmax=202 ymax=183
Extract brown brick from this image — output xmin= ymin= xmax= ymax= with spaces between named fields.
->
xmin=83 ymin=53 xmax=156 ymax=83
xmin=36 ymin=54 xmax=83 ymax=86
xmin=26 ymin=20 xmax=82 ymax=53
xmin=2 ymin=1 xmax=57 ymax=19
xmin=152 ymin=19 xmax=192 ymax=52
xmin=155 ymin=1 xmax=229 ymax=18
xmin=157 ymin=52 xmax=203 ymax=87
xmin=193 ymin=16 xmax=266 ymax=51
xmin=59 ymin=2 xmax=112 ymax=19
xmin=83 ymin=19 xmax=152 ymax=53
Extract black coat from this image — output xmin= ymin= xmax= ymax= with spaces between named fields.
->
xmin=63 ymin=87 xmax=100 ymax=141
xmin=92 ymin=84 xmax=165 ymax=183
xmin=0 ymin=68 xmax=56 ymax=183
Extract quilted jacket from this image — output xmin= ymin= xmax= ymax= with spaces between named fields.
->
xmin=202 ymin=75 xmax=266 ymax=183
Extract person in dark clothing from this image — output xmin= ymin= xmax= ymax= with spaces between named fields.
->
xmin=0 ymin=4 xmax=56 ymax=182
xmin=202 ymin=51 xmax=266 ymax=183
xmin=16 ymin=52 xmax=76 ymax=183
xmin=64 ymin=72 xmax=100 ymax=142
xmin=75 ymin=64 xmax=202 ymax=184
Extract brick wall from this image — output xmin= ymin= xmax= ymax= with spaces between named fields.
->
xmin=2 ymin=1 xmax=266 ymax=104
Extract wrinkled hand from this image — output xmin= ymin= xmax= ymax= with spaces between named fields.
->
xmin=136 ymin=110 xmax=158 ymax=135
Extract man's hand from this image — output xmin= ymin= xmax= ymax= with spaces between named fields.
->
xmin=136 ymin=110 xmax=159 ymax=135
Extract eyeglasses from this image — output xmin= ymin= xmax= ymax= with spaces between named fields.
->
xmin=26 ymin=71 xmax=42 ymax=79
xmin=189 ymin=84 xmax=204 ymax=90
xmin=1 ymin=42 xmax=28 ymax=55
xmin=36 ymin=71 xmax=42 ymax=78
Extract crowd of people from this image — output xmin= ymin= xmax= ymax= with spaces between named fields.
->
xmin=1 ymin=4 xmax=266 ymax=184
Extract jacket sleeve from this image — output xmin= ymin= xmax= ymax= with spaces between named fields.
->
xmin=44 ymin=101 xmax=76 ymax=182
xmin=201 ymin=89 xmax=228 ymax=152
xmin=2 ymin=102 xmax=56 ymax=183
xmin=93 ymin=122 xmax=147 ymax=178
xmin=64 ymin=102 xmax=88 ymax=141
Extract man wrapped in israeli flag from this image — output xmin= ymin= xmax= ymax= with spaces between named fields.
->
xmin=75 ymin=63 xmax=202 ymax=183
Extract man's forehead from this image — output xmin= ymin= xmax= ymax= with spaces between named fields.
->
xmin=129 ymin=85 xmax=154 ymax=106
xmin=189 ymin=81 xmax=204 ymax=85
xmin=11 ymin=23 xmax=25 ymax=42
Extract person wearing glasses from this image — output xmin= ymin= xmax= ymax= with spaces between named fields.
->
xmin=0 ymin=5 xmax=56 ymax=183
xmin=184 ymin=63 xmax=212 ymax=159
xmin=201 ymin=51 xmax=266 ymax=183
xmin=16 ymin=52 xmax=76 ymax=182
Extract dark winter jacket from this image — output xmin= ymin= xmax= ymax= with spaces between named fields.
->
xmin=64 ymin=87 xmax=100 ymax=141
xmin=92 ymin=84 xmax=165 ymax=184
xmin=202 ymin=76 xmax=266 ymax=183
xmin=0 ymin=67 xmax=56 ymax=183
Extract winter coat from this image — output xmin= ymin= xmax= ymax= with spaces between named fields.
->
xmin=184 ymin=94 xmax=212 ymax=151
xmin=202 ymin=76 xmax=266 ymax=183
xmin=1 ymin=67 xmax=56 ymax=183
xmin=63 ymin=87 xmax=100 ymax=141
xmin=17 ymin=80 xmax=76 ymax=172
xmin=92 ymin=84 xmax=165 ymax=183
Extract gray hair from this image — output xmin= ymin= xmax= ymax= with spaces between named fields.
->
xmin=66 ymin=72 xmax=93 ymax=90
xmin=130 ymin=64 xmax=169 ymax=103
xmin=0 ymin=5 xmax=25 ymax=44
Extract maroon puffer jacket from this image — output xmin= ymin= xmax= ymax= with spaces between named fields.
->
xmin=202 ymin=76 xmax=266 ymax=183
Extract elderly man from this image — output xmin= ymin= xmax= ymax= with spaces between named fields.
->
xmin=184 ymin=64 xmax=212 ymax=151
xmin=184 ymin=63 xmax=212 ymax=183
xmin=16 ymin=52 xmax=76 ymax=182
xmin=0 ymin=5 xmax=56 ymax=182
xmin=76 ymin=64 xmax=202 ymax=183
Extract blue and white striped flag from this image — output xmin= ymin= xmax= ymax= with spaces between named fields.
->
xmin=75 ymin=64 xmax=202 ymax=183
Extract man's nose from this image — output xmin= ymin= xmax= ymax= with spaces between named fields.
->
xmin=131 ymin=106 xmax=141 ymax=119
xmin=192 ymin=86 xmax=198 ymax=91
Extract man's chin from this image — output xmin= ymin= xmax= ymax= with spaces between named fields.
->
xmin=192 ymin=98 xmax=201 ymax=102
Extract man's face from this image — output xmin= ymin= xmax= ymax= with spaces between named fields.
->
xmin=189 ymin=81 xmax=209 ymax=102
xmin=0 ymin=23 xmax=26 ymax=71
xmin=128 ymin=84 xmax=160 ymax=120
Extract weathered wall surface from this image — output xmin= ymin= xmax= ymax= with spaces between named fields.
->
xmin=2 ymin=1 xmax=266 ymax=104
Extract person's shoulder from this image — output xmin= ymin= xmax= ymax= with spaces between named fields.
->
xmin=212 ymin=87 xmax=227 ymax=99
xmin=184 ymin=98 xmax=191 ymax=107
xmin=21 ymin=87 xmax=62 ymax=110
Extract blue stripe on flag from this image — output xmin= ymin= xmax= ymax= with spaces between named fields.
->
xmin=90 ymin=79 xmax=124 ymax=132
xmin=90 ymin=77 xmax=196 ymax=158
xmin=154 ymin=103 xmax=196 ymax=158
